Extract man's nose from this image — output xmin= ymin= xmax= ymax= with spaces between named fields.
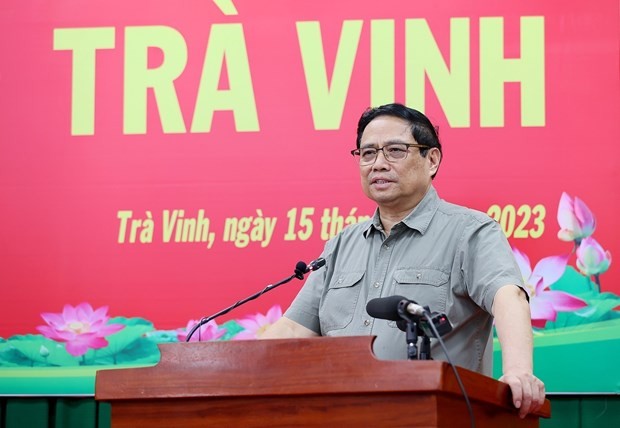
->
xmin=372 ymin=149 xmax=390 ymax=169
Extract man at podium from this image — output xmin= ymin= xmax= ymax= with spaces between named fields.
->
xmin=262 ymin=103 xmax=546 ymax=419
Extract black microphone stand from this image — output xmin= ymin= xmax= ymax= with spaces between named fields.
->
xmin=397 ymin=302 xmax=434 ymax=360
xmin=418 ymin=305 xmax=433 ymax=360
xmin=403 ymin=318 xmax=419 ymax=360
xmin=418 ymin=333 xmax=432 ymax=360
xmin=185 ymin=263 xmax=307 ymax=342
xmin=397 ymin=300 xmax=419 ymax=360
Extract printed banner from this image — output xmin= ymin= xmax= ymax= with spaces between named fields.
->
xmin=0 ymin=0 xmax=618 ymax=394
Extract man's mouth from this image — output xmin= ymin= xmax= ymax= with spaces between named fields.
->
xmin=371 ymin=177 xmax=393 ymax=185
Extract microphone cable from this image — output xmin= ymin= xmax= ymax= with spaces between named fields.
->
xmin=422 ymin=311 xmax=475 ymax=428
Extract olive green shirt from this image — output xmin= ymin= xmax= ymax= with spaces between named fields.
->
xmin=285 ymin=186 xmax=524 ymax=376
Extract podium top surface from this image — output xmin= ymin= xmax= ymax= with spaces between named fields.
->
xmin=95 ymin=336 xmax=550 ymax=418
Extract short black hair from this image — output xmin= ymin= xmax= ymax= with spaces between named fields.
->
xmin=356 ymin=103 xmax=442 ymax=177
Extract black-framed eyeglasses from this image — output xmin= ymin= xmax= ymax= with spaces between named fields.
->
xmin=350 ymin=143 xmax=430 ymax=165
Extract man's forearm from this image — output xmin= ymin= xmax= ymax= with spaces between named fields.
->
xmin=492 ymin=284 xmax=546 ymax=418
xmin=493 ymin=285 xmax=534 ymax=374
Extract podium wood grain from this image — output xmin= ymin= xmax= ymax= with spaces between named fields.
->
xmin=96 ymin=336 xmax=550 ymax=427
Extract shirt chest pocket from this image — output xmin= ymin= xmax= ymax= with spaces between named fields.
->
xmin=393 ymin=268 xmax=449 ymax=313
xmin=319 ymin=271 xmax=365 ymax=334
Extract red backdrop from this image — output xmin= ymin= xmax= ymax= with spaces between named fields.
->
xmin=1 ymin=0 xmax=618 ymax=337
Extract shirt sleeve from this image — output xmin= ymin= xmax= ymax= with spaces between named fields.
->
xmin=460 ymin=217 xmax=525 ymax=313
xmin=284 ymin=269 xmax=324 ymax=334
xmin=284 ymin=244 xmax=334 ymax=334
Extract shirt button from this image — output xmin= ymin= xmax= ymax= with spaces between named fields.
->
xmin=364 ymin=319 xmax=371 ymax=326
xmin=373 ymin=282 xmax=380 ymax=288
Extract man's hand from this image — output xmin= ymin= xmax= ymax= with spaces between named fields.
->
xmin=259 ymin=316 xmax=319 ymax=339
xmin=492 ymin=285 xmax=546 ymax=418
xmin=499 ymin=371 xmax=546 ymax=418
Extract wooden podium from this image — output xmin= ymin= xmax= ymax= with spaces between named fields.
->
xmin=95 ymin=336 xmax=550 ymax=427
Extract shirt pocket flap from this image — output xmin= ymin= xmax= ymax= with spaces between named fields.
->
xmin=393 ymin=269 xmax=448 ymax=287
xmin=329 ymin=271 xmax=365 ymax=289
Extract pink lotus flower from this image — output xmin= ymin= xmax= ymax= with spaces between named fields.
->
xmin=232 ymin=305 xmax=282 ymax=340
xmin=178 ymin=319 xmax=226 ymax=342
xmin=576 ymin=237 xmax=612 ymax=276
xmin=557 ymin=192 xmax=596 ymax=243
xmin=36 ymin=303 xmax=125 ymax=357
xmin=513 ymin=248 xmax=587 ymax=328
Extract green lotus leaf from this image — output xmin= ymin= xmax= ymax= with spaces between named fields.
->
xmin=550 ymin=266 xmax=598 ymax=294
xmin=88 ymin=323 xmax=155 ymax=364
xmin=0 ymin=342 xmax=32 ymax=367
xmin=113 ymin=337 xmax=160 ymax=364
xmin=534 ymin=265 xmax=620 ymax=330
xmin=0 ymin=335 xmax=78 ymax=367
xmin=108 ymin=317 xmax=154 ymax=327
xmin=145 ymin=330 xmax=179 ymax=343
xmin=220 ymin=320 xmax=243 ymax=341
xmin=89 ymin=336 xmax=160 ymax=365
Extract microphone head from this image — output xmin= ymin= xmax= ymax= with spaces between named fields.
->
xmin=294 ymin=261 xmax=307 ymax=279
xmin=366 ymin=295 xmax=408 ymax=321
xmin=295 ymin=261 xmax=308 ymax=273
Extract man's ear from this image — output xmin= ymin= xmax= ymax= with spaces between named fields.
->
xmin=428 ymin=148 xmax=442 ymax=175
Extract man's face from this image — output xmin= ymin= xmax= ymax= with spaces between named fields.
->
xmin=359 ymin=115 xmax=440 ymax=213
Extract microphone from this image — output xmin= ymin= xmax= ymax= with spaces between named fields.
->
xmin=367 ymin=295 xmax=453 ymax=338
xmin=366 ymin=295 xmax=467 ymax=425
xmin=185 ymin=258 xmax=324 ymax=342
xmin=293 ymin=257 xmax=325 ymax=279
xmin=305 ymin=257 xmax=326 ymax=273
xmin=366 ymin=295 xmax=427 ymax=320
xmin=294 ymin=261 xmax=308 ymax=280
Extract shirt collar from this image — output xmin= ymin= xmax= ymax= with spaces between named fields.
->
xmin=362 ymin=209 xmax=383 ymax=238
xmin=401 ymin=186 xmax=440 ymax=234
xmin=362 ymin=185 xmax=440 ymax=238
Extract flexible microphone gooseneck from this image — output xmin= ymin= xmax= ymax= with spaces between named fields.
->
xmin=185 ymin=258 xmax=326 ymax=342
